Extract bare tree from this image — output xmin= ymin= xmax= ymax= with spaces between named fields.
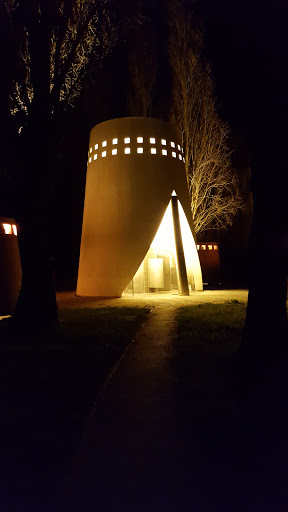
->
xmin=168 ymin=0 xmax=244 ymax=234
xmin=0 ymin=0 xmax=116 ymax=331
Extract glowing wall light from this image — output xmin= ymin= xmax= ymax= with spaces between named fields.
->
xmin=137 ymin=137 xmax=143 ymax=143
xmin=3 ymin=224 xmax=12 ymax=235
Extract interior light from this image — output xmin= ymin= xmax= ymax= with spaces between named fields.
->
xmin=197 ymin=245 xmax=200 ymax=250
xmin=89 ymin=157 xmax=92 ymax=163
xmin=214 ymin=245 xmax=218 ymax=250
xmin=161 ymin=139 xmax=167 ymax=145
xmin=112 ymin=149 xmax=117 ymax=155
xmin=95 ymin=144 xmax=98 ymax=150
xmin=150 ymin=137 xmax=156 ymax=144
xmin=151 ymin=148 xmax=156 ymax=154
xmin=125 ymin=147 xmax=131 ymax=154
xmin=178 ymin=144 xmax=181 ymax=150
xmin=124 ymin=137 xmax=130 ymax=144
xmin=171 ymin=142 xmax=175 ymax=148
xmin=94 ymin=154 xmax=97 ymax=160
xmin=137 ymin=147 xmax=143 ymax=154
xmin=162 ymin=149 xmax=167 ymax=156
xmin=90 ymin=147 xmax=92 ymax=153
xmin=3 ymin=223 xmax=12 ymax=235
xmin=102 ymin=151 xmax=107 ymax=157
xmin=12 ymin=225 xmax=17 ymax=236
xmin=201 ymin=245 xmax=206 ymax=250
xmin=112 ymin=138 xmax=118 ymax=145
xmin=102 ymin=141 xmax=107 ymax=147
xmin=137 ymin=137 xmax=143 ymax=143
xmin=179 ymin=154 xmax=182 ymax=160
xmin=172 ymin=152 xmax=176 ymax=158
xmin=208 ymin=245 xmax=213 ymax=250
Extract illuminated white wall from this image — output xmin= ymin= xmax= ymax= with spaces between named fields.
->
xmin=77 ymin=117 xmax=202 ymax=296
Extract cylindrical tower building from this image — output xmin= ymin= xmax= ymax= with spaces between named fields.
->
xmin=77 ymin=117 xmax=202 ymax=297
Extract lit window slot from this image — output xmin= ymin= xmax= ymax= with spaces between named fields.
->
xmin=102 ymin=141 xmax=107 ymax=147
xmin=124 ymin=137 xmax=130 ymax=144
xmin=161 ymin=139 xmax=167 ymax=145
xmin=112 ymin=138 xmax=118 ymax=145
xmin=137 ymin=137 xmax=143 ymax=143
xmin=151 ymin=148 xmax=157 ymax=154
xmin=162 ymin=149 xmax=167 ymax=156
xmin=201 ymin=245 xmax=206 ymax=250
xmin=90 ymin=147 xmax=92 ymax=153
xmin=150 ymin=137 xmax=156 ymax=144
xmin=102 ymin=151 xmax=107 ymax=158
xmin=12 ymin=225 xmax=17 ymax=236
xmin=181 ymin=147 xmax=184 ymax=153
xmin=137 ymin=147 xmax=143 ymax=154
xmin=89 ymin=157 xmax=92 ymax=163
xmin=172 ymin=152 xmax=176 ymax=158
xmin=179 ymin=154 xmax=182 ymax=160
xmin=125 ymin=147 xmax=131 ymax=154
xmin=208 ymin=245 xmax=213 ymax=250
xmin=94 ymin=154 xmax=97 ymax=160
xmin=214 ymin=245 xmax=218 ymax=250
xmin=3 ymin=223 xmax=12 ymax=235
xmin=112 ymin=149 xmax=117 ymax=155
xmin=196 ymin=245 xmax=200 ymax=250
xmin=95 ymin=144 xmax=98 ymax=150
xmin=178 ymin=144 xmax=181 ymax=150
xmin=171 ymin=141 xmax=175 ymax=148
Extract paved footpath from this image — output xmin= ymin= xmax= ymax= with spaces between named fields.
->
xmin=59 ymin=303 xmax=197 ymax=511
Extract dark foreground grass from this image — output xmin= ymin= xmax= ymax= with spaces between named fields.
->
xmin=0 ymin=306 xmax=150 ymax=509
xmin=174 ymin=301 xmax=247 ymax=416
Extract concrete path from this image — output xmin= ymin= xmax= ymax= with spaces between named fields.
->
xmin=59 ymin=302 xmax=202 ymax=511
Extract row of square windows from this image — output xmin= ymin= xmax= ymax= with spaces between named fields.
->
xmin=196 ymin=244 xmax=218 ymax=251
xmin=89 ymin=138 xmax=183 ymax=154
xmin=88 ymin=147 xmax=185 ymax=163
xmin=2 ymin=223 xmax=17 ymax=236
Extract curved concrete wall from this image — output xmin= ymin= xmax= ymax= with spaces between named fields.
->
xmin=0 ymin=218 xmax=22 ymax=314
xmin=77 ymin=117 xmax=202 ymax=297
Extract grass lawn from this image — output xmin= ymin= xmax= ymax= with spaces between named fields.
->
xmin=173 ymin=300 xmax=247 ymax=417
xmin=0 ymin=306 xmax=150 ymax=507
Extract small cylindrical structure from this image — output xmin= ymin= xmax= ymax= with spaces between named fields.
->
xmin=0 ymin=217 xmax=22 ymax=315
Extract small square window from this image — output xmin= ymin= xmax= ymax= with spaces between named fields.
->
xmin=89 ymin=157 xmax=92 ymax=163
xmin=162 ymin=149 xmax=167 ymax=156
xmin=124 ymin=137 xmax=130 ymax=144
xmin=208 ymin=245 xmax=213 ymax=250
xmin=112 ymin=149 xmax=117 ymax=155
xmin=112 ymin=138 xmax=118 ymax=145
xmin=201 ymin=245 xmax=206 ymax=250
xmin=95 ymin=144 xmax=98 ymax=150
xmin=12 ymin=224 xmax=17 ymax=236
xmin=196 ymin=245 xmax=200 ymax=250
xmin=94 ymin=154 xmax=97 ymax=160
xmin=214 ymin=245 xmax=218 ymax=250
xmin=90 ymin=147 xmax=92 ymax=153
xmin=102 ymin=141 xmax=107 ymax=147
xmin=137 ymin=147 xmax=143 ymax=154
xmin=137 ymin=137 xmax=143 ymax=143
xmin=178 ymin=144 xmax=181 ymax=150
xmin=3 ymin=223 xmax=12 ymax=235
xmin=102 ymin=151 xmax=107 ymax=158
xmin=125 ymin=147 xmax=131 ymax=154
xmin=171 ymin=142 xmax=175 ymax=148
xmin=172 ymin=152 xmax=176 ymax=158
xmin=150 ymin=137 xmax=156 ymax=144
xmin=161 ymin=139 xmax=166 ymax=145
xmin=179 ymin=154 xmax=182 ymax=160
xmin=151 ymin=148 xmax=157 ymax=154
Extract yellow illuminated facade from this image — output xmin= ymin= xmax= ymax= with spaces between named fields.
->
xmin=77 ymin=117 xmax=203 ymax=297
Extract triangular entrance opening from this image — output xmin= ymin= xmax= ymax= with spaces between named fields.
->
xmin=124 ymin=193 xmax=202 ymax=294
